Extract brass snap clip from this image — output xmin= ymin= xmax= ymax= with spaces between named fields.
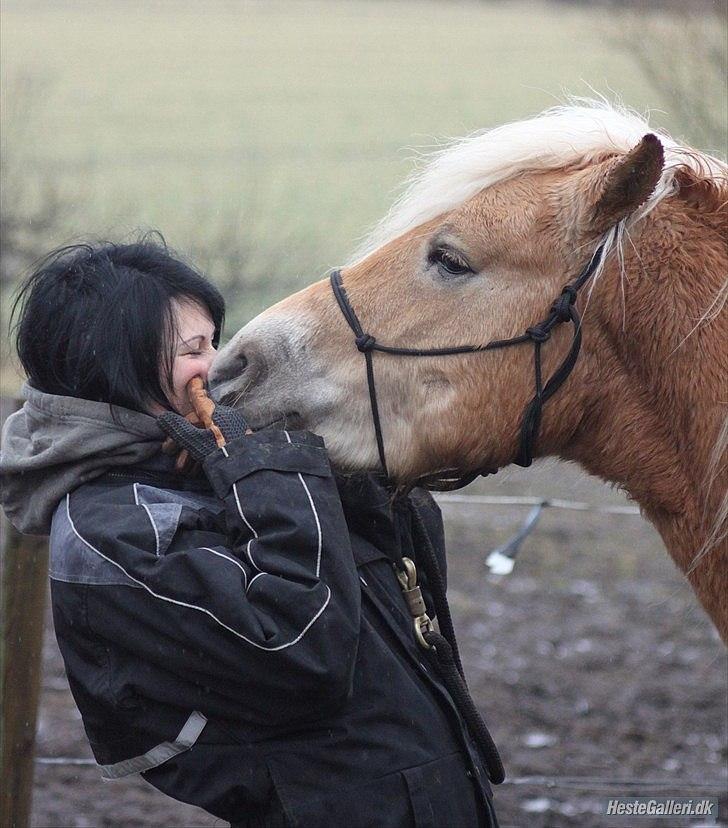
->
xmin=396 ymin=557 xmax=434 ymax=650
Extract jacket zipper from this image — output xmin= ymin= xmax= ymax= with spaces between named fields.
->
xmin=359 ymin=576 xmax=492 ymax=792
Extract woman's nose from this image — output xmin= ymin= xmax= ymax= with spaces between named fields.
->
xmin=194 ymin=349 xmax=217 ymax=382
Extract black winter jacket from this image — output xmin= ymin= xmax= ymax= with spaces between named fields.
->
xmin=49 ymin=429 xmax=499 ymax=827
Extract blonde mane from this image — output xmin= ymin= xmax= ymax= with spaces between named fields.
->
xmin=351 ymin=99 xmax=727 ymax=263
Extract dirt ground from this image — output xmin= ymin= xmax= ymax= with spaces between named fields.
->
xmin=30 ymin=460 xmax=727 ymax=828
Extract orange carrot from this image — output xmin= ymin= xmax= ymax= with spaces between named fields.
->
xmin=187 ymin=377 xmax=226 ymax=448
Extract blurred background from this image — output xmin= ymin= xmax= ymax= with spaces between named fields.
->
xmin=2 ymin=0 xmax=727 ymax=382
xmin=1 ymin=1 xmax=726 ymax=826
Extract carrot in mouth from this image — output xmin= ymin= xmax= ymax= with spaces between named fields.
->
xmin=187 ymin=377 xmax=226 ymax=448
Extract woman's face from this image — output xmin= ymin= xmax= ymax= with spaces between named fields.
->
xmin=158 ymin=299 xmax=217 ymax=416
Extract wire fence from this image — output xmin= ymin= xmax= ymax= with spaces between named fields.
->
xmin=434 ymin=493 xmax=641 ymax=515
xmin=433 ymin=492 xmax=644 ymax=573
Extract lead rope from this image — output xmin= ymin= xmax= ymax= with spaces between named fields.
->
xmin=396 ymin=500 xmax=505 ymax=785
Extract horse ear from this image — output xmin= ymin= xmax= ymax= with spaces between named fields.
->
xmin=589 ymin=133 xmax=665 ymax=235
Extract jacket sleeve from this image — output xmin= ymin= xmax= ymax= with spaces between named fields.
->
xmin=59 ymin=430 xmax=361 ymax=725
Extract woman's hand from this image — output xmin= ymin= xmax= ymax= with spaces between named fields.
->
xmin=157 ymin=404 xmax=250 ymax=462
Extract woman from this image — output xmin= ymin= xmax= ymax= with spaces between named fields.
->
xmin=0 ymin=237 xmax=500 ymax=827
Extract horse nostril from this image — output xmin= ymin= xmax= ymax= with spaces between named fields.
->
xmin=210 ymin=352 xmax=248 ymax=388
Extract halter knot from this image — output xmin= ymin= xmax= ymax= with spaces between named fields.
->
xmin=355 ymin=333 xmax=377 ymax=352
xmin=525 ymin=324 xmax=550 ymax=343
xmin=561 ymin=285 xmax=578 ymax=303
xmin=551 ymin=285 xmax=578 ymax=322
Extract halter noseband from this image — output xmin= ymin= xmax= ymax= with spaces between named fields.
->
xmin=330 ymin=244 xmax=605 ymax=489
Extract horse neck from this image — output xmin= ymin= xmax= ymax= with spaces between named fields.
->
xmin=562 ymin=205 xmax=727 ymax=639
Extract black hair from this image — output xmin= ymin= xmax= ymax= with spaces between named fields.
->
xmin=11 ymin=233 xmax=225 ymax=413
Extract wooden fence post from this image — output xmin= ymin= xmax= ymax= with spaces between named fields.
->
xmin=1 ymin=397 xmax=49 ymax=828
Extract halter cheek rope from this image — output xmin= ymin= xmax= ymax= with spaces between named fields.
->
xmin=330 ymin=242 xmax=605 ymax=488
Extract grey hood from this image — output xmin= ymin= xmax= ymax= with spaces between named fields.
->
xmin=0 ymin=384 xmax=164 ymax=535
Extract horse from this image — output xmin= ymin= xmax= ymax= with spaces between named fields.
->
xmin=210 ymin=102 xmax=728 ymax=642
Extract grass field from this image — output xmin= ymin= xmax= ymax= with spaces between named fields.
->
xmin=0 ymin=0 xmax=723 ymax=368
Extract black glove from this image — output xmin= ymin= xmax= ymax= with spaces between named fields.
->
xmin=157 ymin=404 xmax=249 ymax=463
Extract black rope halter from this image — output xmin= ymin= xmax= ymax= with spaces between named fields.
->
xmin=330 ymin=242 xmax=605 ymax=488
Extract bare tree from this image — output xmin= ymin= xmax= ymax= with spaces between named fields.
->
xmin=0 ymin=73 xmax=66 ymax=288
xmin=613 ymin=1 xmax=727 ymax=154
xmin=0 ymin=74 xmax=70 ymax=392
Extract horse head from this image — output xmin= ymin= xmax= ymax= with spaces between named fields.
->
xmin=211 ymin=102 xmax=727 ymax=637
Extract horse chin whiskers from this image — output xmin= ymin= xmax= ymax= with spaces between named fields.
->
xmin=216 ymin=376 xmax=255 ymax=410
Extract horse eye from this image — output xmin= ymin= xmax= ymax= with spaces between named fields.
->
xmin=430 ymin=247 xmax=473 ymax=278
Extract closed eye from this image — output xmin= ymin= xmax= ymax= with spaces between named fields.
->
xmin=429 ymin=246 xmax=474 ymax=278
xmin=180 ymin=342 xmax=216 ymax=357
